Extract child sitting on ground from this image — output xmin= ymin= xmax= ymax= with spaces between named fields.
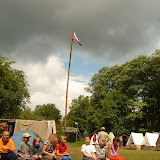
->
xmin=56 ymin=136 xmax=72 ymax=160
xmin=29 ymin=137 xmax=42 ymax=160
xmin=96 ymin=140 xmax=108 ymax=160
xmin=18 ymin=133 xmax=31 ymax=160
xmin=81 ymin=136 xmax=96 ymax=160
xmin=108 ymin=137 xmax=125 ymax=160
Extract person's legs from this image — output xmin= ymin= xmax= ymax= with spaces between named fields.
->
xmin=82 ymin=157 xmax=92 ymax=160
xmin=110 ymin=157 xmax=117 ymax=160
xmin=5 ymin=152 xmax=17 ymax=160
xmin=66 ymin=156 xmax=72 ymax=160
xmin=61 ymin=156 xmax=68 ymax=160
xmin=56 ymin=156 xmax=62 ymax=160
xmin=109 ymin=156 xmax=125 ymax=160
xmin=42 ymin=155 xmax=53 ymax=160
xmin=0 ymin=153 xmax=7 ymax=160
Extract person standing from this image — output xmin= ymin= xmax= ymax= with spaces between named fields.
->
xmin=0 ymin=130 xmax=17 ymax=160
xmin=98 ymin=127 xmax=110 ymax=144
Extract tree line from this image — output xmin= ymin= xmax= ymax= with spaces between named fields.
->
xmin=0 ymin=56 xmax=61 ymax=121
xmin=67 ymin=50 xmax=160 ymax=136
xmin=1 ymin=50 xmax=160 ymax=136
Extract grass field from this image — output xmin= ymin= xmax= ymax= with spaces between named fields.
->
xmin=66 ymin=141 xmax=160 ymax=160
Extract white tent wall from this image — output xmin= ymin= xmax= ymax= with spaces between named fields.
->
xmin=142 ymin=132 xmax=159 ymax=147
xmin=46 ymin=120 xmax=56 ymax=138
xmin=126 ymin=132 xmax=144 ymax=146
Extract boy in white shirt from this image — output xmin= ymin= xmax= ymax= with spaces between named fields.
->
xmin=81 ymin=136 xmax=96 ymax=160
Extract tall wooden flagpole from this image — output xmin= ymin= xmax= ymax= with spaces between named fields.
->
xmin=64 ymin=31 xmax=74 ymax=137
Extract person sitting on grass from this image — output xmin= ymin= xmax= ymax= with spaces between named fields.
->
xmin=81 ymin=136 xmax=96 ymax=160
xmin=108 ymin=137 xmax=125 ymax=160
xmin=96 ymin=140 xmax=108 ymax=160
xmin=29 ymin=137 xmax=42 ymax=160
xmin=0 ymin=130 xmax=17 ymax=160
xmin=18 ymin=133 xmax=32 ymax=160
xmin=56 ymin=136 xmax=72 ymax=160
xmin=42 ymin=133 xmax=61 ymax=160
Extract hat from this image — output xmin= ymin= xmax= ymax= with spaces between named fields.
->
xmin=101 ymin=127 xmax=105 ymax=130
xmin=23 ymin=133 xmax=31 ymax=138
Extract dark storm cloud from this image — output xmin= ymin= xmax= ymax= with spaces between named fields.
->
xmin=1 ymin=0 xmax=160 ymax=64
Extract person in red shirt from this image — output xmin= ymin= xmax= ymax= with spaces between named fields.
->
xmin=56 ymin=136 xmax=72 ymax=160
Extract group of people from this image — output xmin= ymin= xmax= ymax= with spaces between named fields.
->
xmin=0 ymin=122 xmax=125 ymax=160
xmin=81 ymin=127 xmax=125 ymax=160
xmin=0 ymin=122 xmax=72 ymax=160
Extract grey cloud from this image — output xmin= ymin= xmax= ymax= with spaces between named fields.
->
xmin=1 ymin=0 xmax=160 ymax=64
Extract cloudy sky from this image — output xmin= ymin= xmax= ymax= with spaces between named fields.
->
xmin=1 ymin=0 xmax=160 ymax=116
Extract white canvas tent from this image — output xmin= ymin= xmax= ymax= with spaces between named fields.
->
xmin=107 ymin=132 xmax=115 ymax=144
xmin=156 ymin=133 xmax=160 ymax=150
xmin=142 ymin=132 xmax=159 ymax=147
xmin=126 ymin=132 xmax=144 ymax=146
xmin=14 ymin=119 xmax=56 ymax=141
xmin=90 ymin=133 xmax=98 ymax=145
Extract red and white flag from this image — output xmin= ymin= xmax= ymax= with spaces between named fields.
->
xmin=72 ymin=32 xmax=81 ymax=46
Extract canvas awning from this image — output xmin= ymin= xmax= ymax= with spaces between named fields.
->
xmin=14 ymin=119 xmax=56 ymax=141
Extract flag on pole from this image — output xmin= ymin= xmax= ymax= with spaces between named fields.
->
xmin=72 ymin=32 xmax=81 ymax=46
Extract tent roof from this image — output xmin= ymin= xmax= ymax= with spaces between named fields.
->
xmin=156 ymin=135 xmax=160 ymax=144
xmin=118 ymin=132 xmax=130 ymax=137
xmin=142 ymin=132 xmax=159 ymax=147
xmin=126 ymin=132 xmax=144 ymax=145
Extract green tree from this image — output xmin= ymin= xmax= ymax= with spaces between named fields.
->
xmin=33 ymin=103 xmax=62 ymax=121
xmin=0 ymin=56 xmax=30 ymax=119
xmin=140 ymin=50 xmax=160 ymax=131
xmin=86 ymin=51 xmax=160 ymax=134
xmin=67 ymin=51 xmax=160 ymax=135
xmin=19 ymin=107 xmax=34 ymax=120
xmin=67 ymin=95 xmax=91 ymax=135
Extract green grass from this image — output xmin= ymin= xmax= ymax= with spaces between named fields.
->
xmin=119 ymin=149 xmax=160 ymax=160
xmin=67 ymin=139 xmax=84 ymax=148
xmin=66 ymin=141 xmax=160 ymax=160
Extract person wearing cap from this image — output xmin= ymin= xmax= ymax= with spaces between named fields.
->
xmin=18 ymin=133 xmax=32 ymax=160
xmin=98 ymin=127 xmax=110 ymax=144
xmin=0 ymin=130 xmax=17 ymax=160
